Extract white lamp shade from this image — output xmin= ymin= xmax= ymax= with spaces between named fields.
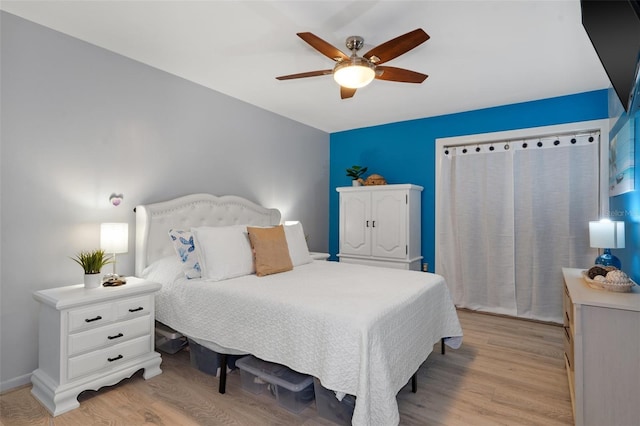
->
xmin=589 ymin=220 xmax=625 ymax=249
xmin=100 ymin=223 xmax=129 ymax=253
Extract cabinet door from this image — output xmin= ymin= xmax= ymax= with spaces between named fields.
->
xmin=340 ymin=191 xmax=371 ymax=256
xmin=371 ymin=191 xmax=407 ymax=259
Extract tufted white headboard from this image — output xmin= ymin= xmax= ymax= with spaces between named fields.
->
xmin=134 ymin=193 xmax=281 ymax=276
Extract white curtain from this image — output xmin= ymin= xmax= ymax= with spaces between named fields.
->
xmin=438 ymin=133 xmax=599 ymax=323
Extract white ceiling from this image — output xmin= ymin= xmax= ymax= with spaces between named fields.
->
xmin=1 ymin=0 xmax=610 ymax=133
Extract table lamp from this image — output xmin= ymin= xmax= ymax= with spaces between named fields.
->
xmin=588 ymin=219 xmax=625 ymax=269
xmin=100 ymin=222 xmax=128 ymax=282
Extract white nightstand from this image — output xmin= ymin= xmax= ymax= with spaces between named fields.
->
xmin=31 ymin=277 xmax=163 ymax=416
xmin=310 ymin=252 xmax=330 ymax=261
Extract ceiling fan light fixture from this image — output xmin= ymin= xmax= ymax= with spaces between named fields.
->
xmin=278 ymin=29 xmax=429 ymax=98
xmin=333 ymin=58 xmax=375 ymax=89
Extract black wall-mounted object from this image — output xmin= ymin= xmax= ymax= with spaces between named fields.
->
xmin=581 ymin=0 xmax=640 ymax=113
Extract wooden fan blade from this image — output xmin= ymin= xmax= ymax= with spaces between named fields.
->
xmin=340 ymin=86 xmax=357 ymax=99
xmin=364 ymin=28 xmax=429 ymax=65
xmin=375 ymin=66 xmax=428 ymax=83
xmin=276 ymin=70 xmax=333 ymax=80
xmin=297 ymin=32 xmax=350 ymax=62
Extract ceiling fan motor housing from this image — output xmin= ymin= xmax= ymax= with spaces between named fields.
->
xmin=345 ymin=35 xmax=365 ymax=52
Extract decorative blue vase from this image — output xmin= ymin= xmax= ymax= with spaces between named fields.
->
xmin=594 ymin=248 xmax=622 ymax=270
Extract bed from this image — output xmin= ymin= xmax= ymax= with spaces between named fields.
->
xmin=134 ymin=193 xmax=463 ymax=426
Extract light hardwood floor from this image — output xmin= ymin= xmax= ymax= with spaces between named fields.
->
xmin=0 ymin=310 xmax=573 ymax=426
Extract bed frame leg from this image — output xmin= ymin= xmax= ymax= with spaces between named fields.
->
xmin=218 ymin=354 xmax=227 ymax=394
xmin=441 ymin=338 xmax=445 ymax=355
xmin=411 ymin=373 xmax=417 ymax=393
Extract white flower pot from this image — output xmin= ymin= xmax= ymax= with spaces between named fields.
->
xmin=84 ymin=273 xmax=102 ymax=289
xmin=352 ymin=180 xmax=361 ymax=187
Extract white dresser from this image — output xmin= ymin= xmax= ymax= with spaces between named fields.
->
xmin=31 ymin=277 xmax=163 ymax=416
xmin=337 ymin=184 xmax=423 ymax=270
xmin=562 ymin=268 xmax=640 ymax=426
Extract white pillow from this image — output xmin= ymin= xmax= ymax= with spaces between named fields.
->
xmin=284 ymin=222 xmax=312 ymax=266
xmin=192 ymin=225 xmax=255 ymax=281
xmin=140 ymin=255 xmax=184 ymax=285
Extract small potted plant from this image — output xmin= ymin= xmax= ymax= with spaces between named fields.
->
xmin=71 ymin=249 xmax=112 ymax=289
xmin=346 ymin=165 xmax=368 ymax=186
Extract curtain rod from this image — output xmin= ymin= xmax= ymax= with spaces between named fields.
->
xmin=441 ymin=129 xmax=600 ymax=150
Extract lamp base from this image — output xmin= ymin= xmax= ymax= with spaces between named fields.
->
xmin=594 ymin=248 xmax=622 ymax=270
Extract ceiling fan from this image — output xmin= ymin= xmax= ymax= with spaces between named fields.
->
xmin=276 ymin=28 xmax=430 ymax=99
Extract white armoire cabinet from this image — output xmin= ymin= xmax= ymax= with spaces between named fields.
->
xmin=337 ymin=184 xmax=423 ymax=270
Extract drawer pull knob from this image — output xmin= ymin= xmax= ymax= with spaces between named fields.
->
xmin=85 ymin=315 xmax=103 ymax=323
xmin=108 ymin=354 xmax=123 ymax=362
xmin=129 ymin=307 xmax=144 ymax=313
xmin=108 ymin=333 xmax=124 ymax=340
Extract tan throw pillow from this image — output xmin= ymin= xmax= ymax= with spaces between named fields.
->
xmin=247 ymin=225 xmax=293 ymax=277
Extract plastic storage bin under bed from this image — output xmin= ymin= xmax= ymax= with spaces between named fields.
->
xmin=154 ymin=321 xmax=187 ymax=354
xmin=235 ymin=355 xmax=315 ymax=414
xmin=313 ymin=377 xmax=356 ymax=426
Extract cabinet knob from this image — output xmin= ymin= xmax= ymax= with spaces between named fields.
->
xmin=84 ymin=315 xmax=102 ymax=323
xmin=108 ymin=354 xmax=123 ymax=362
xmin=128 ymin=306 xmax=144 ymax=313
xmin=107 ymin=333 xmax=124 ymax=340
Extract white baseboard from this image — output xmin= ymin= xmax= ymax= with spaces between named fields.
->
xmin=1 ymin=373 xmax=31 ymax=393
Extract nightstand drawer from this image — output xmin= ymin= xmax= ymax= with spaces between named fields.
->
xmin=116 ymin=295 xmax=152 ymax=320
xmin=563 ymin=283 xmax=573 ymax=326
xmin=68 ymin=315 xmax=151 ymax=356
xmin=68 ymin=302 xmax=115 ymax=332
xmin=68 ymin=335 xmax=151 ymax=380
xmin=563 ymin=325 xmax=573 ymax=370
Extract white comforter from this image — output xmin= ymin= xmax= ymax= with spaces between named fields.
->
xmin=148 ymin=260 xmax=463 ymax=426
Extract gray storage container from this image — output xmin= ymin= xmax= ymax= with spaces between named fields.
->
xmin=313 ymin=377 xmax=355 ymax=426
xmin=236 ymin=355 xmax=315 ymax=414
xmin=154 ymin=321 xmax=187 ymax=354
xmin=188 ymin=338 xmax=242 ymax=376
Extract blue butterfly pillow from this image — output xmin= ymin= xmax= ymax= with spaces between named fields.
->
xmin=168 ymin=229 xmax=202 ymax=279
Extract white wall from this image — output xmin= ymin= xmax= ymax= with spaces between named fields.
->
xmin=0 ymin=12 xmax=329 ymax=390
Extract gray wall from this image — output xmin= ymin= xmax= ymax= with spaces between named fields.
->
xmin=0 ymin=12 xmax=329 ymax=391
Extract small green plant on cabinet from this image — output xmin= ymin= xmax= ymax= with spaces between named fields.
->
xmin=71 ymin=249 xmax=112 ymax=274
xmin=346 ymin=165 xmax=368 ymax=180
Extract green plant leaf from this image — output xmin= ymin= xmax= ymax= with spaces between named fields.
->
xmin=70 ymin=249 xmax=113 ymax=274
xmin=346 ymin=165 xmax=368 ymax=179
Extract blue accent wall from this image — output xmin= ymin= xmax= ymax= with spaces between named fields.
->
xmin=608 ymin=110 xmax=640 ymax=283
xmin=329 ymin=90 xmax=609 ymax=272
